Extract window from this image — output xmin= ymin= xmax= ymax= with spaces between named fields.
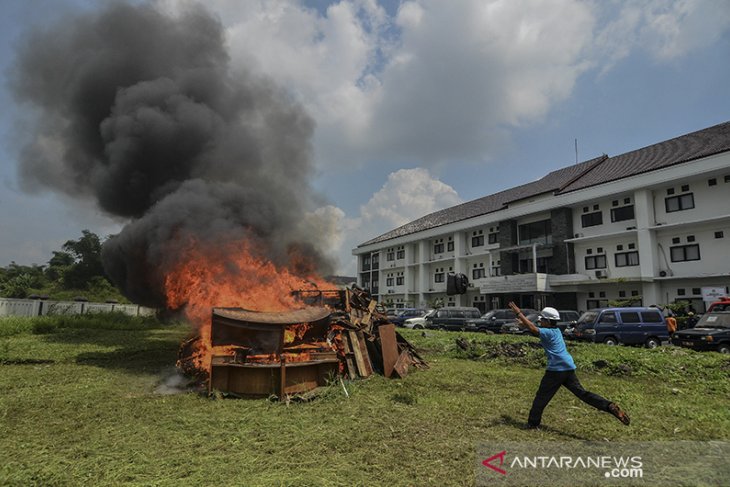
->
xmin=581 ymin=211 xmax=603 ymax=227
xmin=386 ymin=251 xmax=395 ymax=261
xmin=619 ymin=291 xmax=626 ymax=297
xmin=434 ymin=271 xmax=445 ymax=283
xmin=362 ymin=256 xmax=371 ymax=271
xmin=585 ymin=255 xmax=607 ymax=270
xmin=386 ymin=277 xmax=393 ymax=286
xmin=716 ymin=231 xmax=725 ymax=239
xmin=518 ymin=220 xmax=552 ymax=245
xmin=615 ymin=251 xmax=639 ymax=267
xmin=599 ymin=311 xmax=617 ymax=323
xmin=620 ymin=312 xmax=640 ymax=323
xmin=641 ymin=311 xmax=663 ymax=323
xmin=681 ymin=184 xmax=689 ymax=192
xmin=687 ymin=235 xmax=695 ymax=242
xmin=447 ymin=241 xmax=454 ymax=252
xmin=488 ymin=233 xmax=498 ymax=244
xmin=709 ymin=178 xmax=717 ymax=186
xmin=665 ymin=193 xmax=694 ymax=212
xmin=586 ymin=299 xmax=608 ymax=309
xmin=472 ymin=268 xmax=486 ymax=279
xmin=434 ymin=243 xmax=444 ymax=254
xmin=471 ymin=235 xmax=484 ymax=247
xmin=670 ymin=244 xmax=700 ymax=262
xmin=396 ymin=276 xmax=404 ymax=285
xmin=611 ymin=205 xmax=635 ymax=222
xmin=396 ymin=249 xmax=405 ymax=259
xmin=677 ymin=288 xmax=685 ymax=296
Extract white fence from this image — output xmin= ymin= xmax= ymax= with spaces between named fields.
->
xmin=0 ymin=298 xmax=156 ymax=318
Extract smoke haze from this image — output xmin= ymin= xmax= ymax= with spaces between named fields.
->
xmin=11 ymin=2 xmax=333 ymax=307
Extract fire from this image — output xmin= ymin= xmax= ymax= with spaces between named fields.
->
xmin=165 ymin=237 xmax=332 ymax=371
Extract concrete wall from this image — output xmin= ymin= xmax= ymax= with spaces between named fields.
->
xmin=0 ymin=298 xmax=156 ymax=318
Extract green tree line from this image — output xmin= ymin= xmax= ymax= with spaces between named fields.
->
xmin=0 ymin=230 xmax=126 ymax=303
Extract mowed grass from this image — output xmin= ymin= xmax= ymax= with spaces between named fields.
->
xmin=1 ymin=315 xmax=729 ymax=486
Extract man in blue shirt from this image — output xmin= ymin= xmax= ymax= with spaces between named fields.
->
xmin=508 ymin=302 xmax=630 ymax=429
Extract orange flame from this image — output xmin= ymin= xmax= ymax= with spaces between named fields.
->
xmin=165 ymin=237 xmax=333 ymax=371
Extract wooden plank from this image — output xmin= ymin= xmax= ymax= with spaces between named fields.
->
xmin=348 ymin=330 xmax=367 ymax=377
xmin=340 ymin=334 xmax=358 ymax=379
xmin=379 ymin=324 xmax=399 ymax=378
xmin=355 ymin=330 xmax=373 ymax=376
xmin=348 ymin=330 xmax=372 ymax=377
xmin=392 ymin=350 xmax=410 ymax=378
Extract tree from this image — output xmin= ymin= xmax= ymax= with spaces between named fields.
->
xmin=46 ymin=251 xmax=74 ymax=282
xmin=60 ymin=230 xmax=108 ymax=289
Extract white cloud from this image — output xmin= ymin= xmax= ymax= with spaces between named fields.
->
xmin=324 ymin=168 xmax=462 ymax=275
xmin=595 ymin=0 xmax=730 ymax=69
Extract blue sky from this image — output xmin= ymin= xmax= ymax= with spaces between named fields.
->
xmin=1 ymin=0 xmax=729 ymax=276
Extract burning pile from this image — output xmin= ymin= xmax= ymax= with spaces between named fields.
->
xmin=178 ymin=287 xmax=427 ymax=399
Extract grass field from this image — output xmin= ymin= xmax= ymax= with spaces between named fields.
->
xmin=1 ymin=314 xmax=728 ymax=486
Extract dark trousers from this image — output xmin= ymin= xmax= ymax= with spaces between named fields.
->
xmin=528 ymin=369 xmax=612 ymax=427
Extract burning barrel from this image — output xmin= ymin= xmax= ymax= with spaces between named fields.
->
xmin=208 ymin=307 xmax=339 ymax=398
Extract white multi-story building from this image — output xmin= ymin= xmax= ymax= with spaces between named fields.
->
xmin=353 ymin=121 xmax=730 ymax=313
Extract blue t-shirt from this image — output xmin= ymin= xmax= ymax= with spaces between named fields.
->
xmin=538 ymin=327 xmax=576 ymax=371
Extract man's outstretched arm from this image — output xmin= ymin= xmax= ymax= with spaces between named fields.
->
xmin=508 ymin=301 xmax=539 ymax=335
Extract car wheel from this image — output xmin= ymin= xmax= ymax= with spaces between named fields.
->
xmin=717 ymin=343 xmax=730 ymax=354
xmin=603 ymin=336 xmax=618 ymax=346
xmin=645 ymin=337 xmax=661 ymax=349
xmin=413 ymin=324 xmax=423 ymax=330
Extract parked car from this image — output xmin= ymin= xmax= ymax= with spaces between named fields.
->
xmin=707 ymin=297 xmax=730 ymax=312
xmin=464 ymin=308 xmax=537 ymax=333
xmin=672 ymin=311 xmax=730 ymax=354
xmin=556 ymin=310 xmax=581 ymax=332
xmin=425 ymin=307 xmax=482 ymax=331
xmin=572 ymin=307 xmax=669 ymax=348
xmin=389 ymin=308 xmax=431 ymax=327
xmin=500 ymin=313 xmax=540 ymax=334
xmin=403 ymin=309 xmax=437 ymax=329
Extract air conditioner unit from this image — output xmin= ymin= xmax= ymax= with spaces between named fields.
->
xmin=595 ymin=270 xmax=607 ymax=279
xmin=574 ymin=233 xmax=584 ymax=238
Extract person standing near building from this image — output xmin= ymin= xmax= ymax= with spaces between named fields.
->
xmin=507 ymin=302 xmax=631 ymax=429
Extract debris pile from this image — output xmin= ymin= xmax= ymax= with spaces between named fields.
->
xmin=178 ymin=286 xmax=427 ymax=398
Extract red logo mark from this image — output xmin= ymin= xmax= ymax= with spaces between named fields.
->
xmin=482 ymin=450 xmax=507 ymax=475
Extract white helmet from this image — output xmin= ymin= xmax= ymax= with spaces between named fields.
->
xmin=539 ymin=307 xmax=560 ymax=321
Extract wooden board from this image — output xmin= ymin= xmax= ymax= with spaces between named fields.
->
xmin=356 ymin=330 xmax=373 ymax=376
xmin=348 ymin=330 xmax=372 ymax=377
xmin=392 ymin=350 xmax=410 ymax=379
xmin=379 ymin=324 xmax=398 ymax=378
xmin=341 ymin=333 xmax=358 ymax=379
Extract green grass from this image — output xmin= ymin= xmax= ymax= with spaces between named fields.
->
xmin=1 ymin=318 xmax=728 ymax=486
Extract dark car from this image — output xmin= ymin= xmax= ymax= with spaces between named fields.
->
xmin=464 ymin=308 xmax=537 ymax=333
xmin=672 ymin=311 xmax=730 ymax=354
xmin=389 ymin=308 xmax=431 ymax=327
xmin=572 ymin=307 xmax=668 ymax=348
xmin=500 ymin=313 xmax=540 ymax=334
xmin=425 ymin=307 xmax=482 ymax=331
xmin=557 ymin=310 xmax=581 ymax=332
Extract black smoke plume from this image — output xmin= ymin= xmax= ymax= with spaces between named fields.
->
xmin=11 ymin=2 xmax=333 ymax=307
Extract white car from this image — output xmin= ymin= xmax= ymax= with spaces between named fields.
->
xmin=403 ymin=309 xmax=436 ymax=329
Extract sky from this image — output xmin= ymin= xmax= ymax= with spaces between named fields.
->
xmin=1 ymin=0 xmax=729 ymax=277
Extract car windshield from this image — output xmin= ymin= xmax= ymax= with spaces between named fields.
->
xmin=695 ymin=312 xmax=730 ymax=329
xmin=481 ymin=311 xmax=497 ymax=319
xmin=576 ymin=311 xmax=598 ymax=325
xmin=424 ymin=309 xmax=438 ymax=318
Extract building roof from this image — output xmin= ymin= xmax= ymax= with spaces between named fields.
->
xmin=359 ymin=121 xmax=730 ymax=247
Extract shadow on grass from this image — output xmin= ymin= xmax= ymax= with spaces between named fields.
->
xmin=41 ymin=325 xmax=190 ymax=375
xmin=492 ymin=414 xmax=592 ymax=441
